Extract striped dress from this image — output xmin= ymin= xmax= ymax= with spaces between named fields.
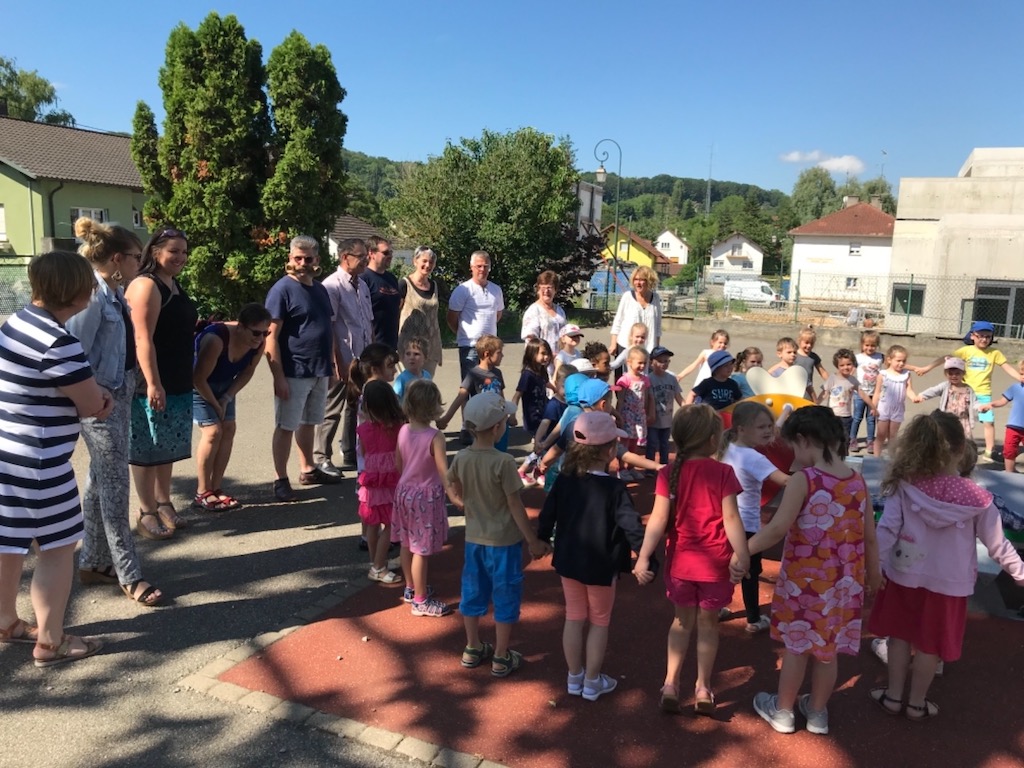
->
xmin=0 ymin=305 xmax=94 ymax=554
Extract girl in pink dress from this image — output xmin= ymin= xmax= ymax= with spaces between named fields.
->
xmin=747 ymin=406 xmax=880 ymax=735
xmin=394 ymin=380 xmax=462 ymax=617
xmin=616 ymin=346 xmax=654 ymax=480
xmin=356 ymin=381 xmax=404 ymax=585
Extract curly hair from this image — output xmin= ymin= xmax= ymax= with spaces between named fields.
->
xmin=882 ymin=410 xmax=966 ymax=494
xmin=562 ymin=440 xmax=616 ymax=476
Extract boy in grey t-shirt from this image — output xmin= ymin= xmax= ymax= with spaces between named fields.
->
xmin=817 ymin=348 xmax=864 ymax=447
xmin=647 ymin=346 xmax=683 ymax=463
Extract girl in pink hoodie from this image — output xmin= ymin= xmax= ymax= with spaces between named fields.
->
xmin=869 ymin=411 xmax=1024 ymax=722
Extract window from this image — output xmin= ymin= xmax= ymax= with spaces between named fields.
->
xmin=849 ymin=242 xmax=862 ymax=257
xmin=70 ymin=207 xmax=106 ymax=226
xmin=891 ymin=283 xmax=924 ymax=316
xmin=132 ymin=207 xmax=143 ymax=228
xmin=731 ymin=244 xmax=742 ymax=256
xmin=659 ymin=241 xmax=670 ymax=249
xmin=0 ymin=204 xmax=6 ymax=240
xmin=742 ymin=260 xmax=753 ymax=270
xmin=713 ymin=259 xmax=724 ymax=267
xmin=846 ymin=277 xmax=859 ymax=289
xmin=618 ymin=241 xmax=628 ymax=253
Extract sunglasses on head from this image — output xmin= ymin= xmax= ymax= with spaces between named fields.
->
xmin=155 ymin=228 xmax=187 ymax=241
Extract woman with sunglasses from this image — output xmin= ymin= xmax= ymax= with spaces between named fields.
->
xmin=125 ymin=228 xmax=198 ymax=539
xmin=192 ymin=303 xmax=272 ymax=510
xmin=65 ymin=218 xmax=164 ymax=606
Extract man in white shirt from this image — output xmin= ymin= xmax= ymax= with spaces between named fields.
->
xmin=314 ymin=238 xmax=372 ymax=475
xmin=446 ymin=250 xmax=504 ymax=443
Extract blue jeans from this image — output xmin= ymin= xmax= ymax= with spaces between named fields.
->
xmin=850 ymin=396 xmax=875 ymax=445
xmin=646 ymin=427 xmax=671 ymax=464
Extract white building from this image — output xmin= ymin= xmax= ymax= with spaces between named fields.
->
xmin=707 ymin=232 xmax=763 ymax=282
xmin=654 ymin=230 xmax=690 ymax=265
xmin=788 ymin=197 xmax=894 ymax=310
xmin=891 ymin=148 xmax=1024 ymax=336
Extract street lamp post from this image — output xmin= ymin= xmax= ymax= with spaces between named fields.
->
xmin=594 ymin=138 xmax=622 ymax=310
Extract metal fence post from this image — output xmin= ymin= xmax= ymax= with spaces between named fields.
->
xmin=793 ymin=270 xmax=801 ymax=323
xmin=905 ymin=274 xmax=913 ymax=331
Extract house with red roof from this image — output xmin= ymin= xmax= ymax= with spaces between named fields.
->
xmin=788 ymin=196 xmax=895 ymax=309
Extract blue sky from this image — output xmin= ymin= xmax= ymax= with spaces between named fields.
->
xmin=6 ymin=1 xmax=1023 ymax=195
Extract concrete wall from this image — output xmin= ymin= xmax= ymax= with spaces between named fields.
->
xmin=790 ymin=236 xmax=892 ymax=308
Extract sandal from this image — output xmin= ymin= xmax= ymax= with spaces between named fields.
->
xmin=491 ymin=649 xmax=523 ymax=678
xmin=660 ymin=684 xmax=681 ymax=714
xmin=121 ymin=580 xmax=163 ymax=607
xmin=905 ymin=699 xmax=939 ymax=722
xmin=192 ymin=491 xmax=229 ymax=512
xmin=694 ymin=686 xmax=716 ymax=715
xmin=33 ymin=634 xmax=104 ymax=668
xmin=79 ymin=566 xmax=118 ymax=585
xmin=213 ymin=489 xmax=242 ymax=510
xmin=870 ymin=687 xmax=903 ymax=716
xmin=0 ymin=618 xmax=38 ymax=645
xmin=461 ymin=641 xmax=494 ymax=669
xmin=136 ymin=509 xmax=172 ymax=541
xmin=157 ymin=501 xmax=188 ymax=530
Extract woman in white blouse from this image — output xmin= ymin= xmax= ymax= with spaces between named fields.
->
xmin=520 ymin=270 xmax=565 ymax=373
xmin=610 ymin=265 xmax=661 ymax=354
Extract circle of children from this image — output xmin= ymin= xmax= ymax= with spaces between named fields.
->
xmin=356 ymin=312 xmax=1024 ymax=732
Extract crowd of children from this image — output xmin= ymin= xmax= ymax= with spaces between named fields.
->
xmin=345 ymin=317 xmax=1024 ymax=735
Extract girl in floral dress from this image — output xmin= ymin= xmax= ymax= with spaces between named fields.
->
xmin=746 ymin=406 xmax=880 ymax=735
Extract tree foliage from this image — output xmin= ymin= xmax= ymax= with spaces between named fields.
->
xmin=0 ymin=56 xmax=74 ymax=126
xmin=386 ymin=128 xmax=599 ymax=310
xmin=131 ymin=14 xmax=347 ymax=314
xmin=791 ymin=167 xmax=840 ymax=224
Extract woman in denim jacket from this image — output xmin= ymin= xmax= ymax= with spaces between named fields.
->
xmin=65 ymin=218 xmax=163 ymax=607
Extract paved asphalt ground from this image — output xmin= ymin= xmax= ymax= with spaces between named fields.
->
xmin=1 ymin=320 xmax=1020 ymax=768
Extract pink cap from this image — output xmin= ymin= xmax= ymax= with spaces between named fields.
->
xmin=572 ymin=411 xmax=628 ymax=445
xmin=944 ymin=356 xmax=966 ymax=371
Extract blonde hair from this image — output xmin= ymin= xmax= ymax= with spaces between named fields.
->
xmin=403 ymin=379 xmax=444 ymax=423
xmin=710 ymin=329 xmax=730 ymax=344
xmin=628 ymin=322 xmax=648 ymax=341
xmin=75 ymin=217 xmax=142 ymax=266
xmin=718 ymin=401 xmax=773 ymax=458
xmin=860 ymin=329 xmax=880 ymax=348
xmin=630 ymin=265 xmax=659 ymax=291
xmin=777 ymin=337 xmax=797 ymax=352
xmin=402 ymin=336 xmax=430 ymax=360
xmin=626 ymin=345 xmax=649 ymax=363
xmin=667 ymin=405 xmax=722 ymax=501
xmin=881 ymin=411 xmax=964 ymax=495
xmin=886 ymin=344 xmax=908 ymax=361
xmin=29 ymin=251 xmax=96 ymax=309
xmin=475 ymin=334 xmax=502 ymax=360
xmin=798 ymin=326 xmax=817 ymax=342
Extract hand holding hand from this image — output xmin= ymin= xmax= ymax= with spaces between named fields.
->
xmin=528 ymin=539 xmax=552 ymax=559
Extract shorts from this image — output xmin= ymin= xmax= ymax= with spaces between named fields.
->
xmin=1005 ymin=424 xmax=1024 ymax=460
xmin=458 ymin=346 xmax=479 ymax=380
xmin=274 ymin=376 xmax=328 ymax=431
xmin=561 ymin=577 xmax=617 ymax=627
xmin=876 ymin=397 xmax=906 ymax=423
xmin=460 ymin=541 xmax=524 ymax=623
xmin=193 ymin=391 xmax=236 ymax=426
xmin=977 ymin=394 xmax=994 ymax=424
xmin=129 ymin=393 xmax=193 ymax=466
xmin=664 ymin=574 xmax=734 ymax=611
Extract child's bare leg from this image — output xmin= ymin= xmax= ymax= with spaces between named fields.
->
xmin=665 ymin=605 xmax=696 ymax=689
xmin=585 ymin=624 xmax=609 ymax=680
xmin=1006 ymin=457 xmax=1017 ymax=473
xmin=371 ymin=524 xmax=391 ymax=571
xmin=366 ymin=524 xmax=380 ymax=567
xmin=983 ymin=422 xmax=996 ymax=454
xmin=411 ymin=553 xmax=429 ymax=600
xmin=885 ymin=637 xmax=913 ymax=700
xmin=874 ymin=422 xmax=889 ymax=456
xmin=907 ymin=650 xmax=940 ymax=709
xmin=777 ymin=650 xmax=809 ymax=711
xmin=808 ymin=657 xmax=838 ymax=712
xmin=694 ymin=608 xmax=720 ymax=694
xmin=400 ymin=546 xmax=413 ymax=588
xmin=494 ymin=620 xmax=513 ymax=659
xmin=889 ymin=421 xmax=902 ymax=445
xmin=463 ymin=615 xmax=482 ymax=649
xmin=563 ymin=619 xmax=585 ymax=675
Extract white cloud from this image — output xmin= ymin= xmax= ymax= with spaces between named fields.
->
xmin=781 ymin=149 xmax=866 ymax=176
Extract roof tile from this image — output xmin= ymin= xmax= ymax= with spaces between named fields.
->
xmin=788 ymin=202 xmax=895 ymax=237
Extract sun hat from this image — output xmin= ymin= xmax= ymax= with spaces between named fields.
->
xmin=571 ymin=358 xmax=595 ymax=373
xmin=707 ymin=349 xmax=736 ymax=372
xmin=560 ymin=323 xmax=584 ymax=338
xmin=564 ymin=373 xmax=589 ymax=406
xmin=463 ymin=392 xmax=516 ymax=432
xmin=572 ymin=411 xmax=628 ymax=445
xmin=577 ymin=379 xmax=611 ymax=407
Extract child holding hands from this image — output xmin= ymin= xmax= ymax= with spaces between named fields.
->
xmin=872 ymin=344 xmax=917 ymax=457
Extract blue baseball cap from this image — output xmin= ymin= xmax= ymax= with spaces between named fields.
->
xmin=707 ymin=349 xmax=735 ymax=372
xmin=964 ymin=320 xmax=995 ymax=344
xmin=577 ymin=378 xmax=611 ymax=407
xmin=564 ymin=373 xmax=589 ymax=406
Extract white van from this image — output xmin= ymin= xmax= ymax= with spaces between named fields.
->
xmin=723 ymin=280 xmax=785 ymax=308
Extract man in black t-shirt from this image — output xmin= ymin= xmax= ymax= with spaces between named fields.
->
xmin=361 ymin=236 xmax=401 ymax=351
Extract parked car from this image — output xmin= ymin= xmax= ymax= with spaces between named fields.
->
xmin=723 ymin=280 xmax=785 ymax=309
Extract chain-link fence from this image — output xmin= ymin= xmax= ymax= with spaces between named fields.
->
xmin=0 ymin=259 xmax=31 ymax=317
xmin=583 ymin=271 xmax=1023 ymax=337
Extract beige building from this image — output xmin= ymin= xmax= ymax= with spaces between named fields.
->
xmin=891 ymin=148 xmax=1024 ymax=336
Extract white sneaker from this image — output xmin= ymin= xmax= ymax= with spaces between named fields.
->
xmin=746 ymin=616 xmax=771 ymax=634
xmin=798 ymin=694 xmax=829 ymax=735
xmin=582 ymin=673 xmax=618 ymax=701
xmin=753 ymin=692 xmax=795 ymax=734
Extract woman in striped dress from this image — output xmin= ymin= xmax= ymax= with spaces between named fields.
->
xmin=0 ymin=251 xmax=113 ymax=667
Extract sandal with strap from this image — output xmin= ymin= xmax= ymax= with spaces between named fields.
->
xmin=79 ymin=566 xmax=118 ymax=585
xmin=213 ymin=489 xmax=242 ymax=510
xmin=33 ymin=634 xmax=104 ymax=668
xmin=136 ymin=509 xmax=173 ymax=541
xmin=192 ymin=491 xmax=229 ymax=512
xmin=491 ymin=649 xmax=523 ymax=678
xmin=461 ymin=641 xmax=494 ymax=668
xmin=905 ymin=699 xmax=939 ymax=722
xmin=0 ymin=618 xmax=38 ymax=645
xmin=870 ymin=687 xmax=903 ymax=716
xmin=659 ymin=684 xmax=681 ymax=714
xmin=157 ymin=501 xmax=188 ymax=530
xmin=121 ymin=580 xmax=164 ymax=607
xmin=694 ymin=686 xmax=716 ymax=715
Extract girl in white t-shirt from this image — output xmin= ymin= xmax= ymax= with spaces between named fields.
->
xmin=720 ymin=402 xmax=791 ymax=632
xmin=676 ymin=329 xmax=730 ymax=389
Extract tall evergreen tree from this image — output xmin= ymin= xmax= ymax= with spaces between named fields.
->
xmin=791 ymin=167 xmax=840 ymax=224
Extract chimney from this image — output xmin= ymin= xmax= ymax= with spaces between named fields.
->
xmin=842 ymin=195 xmax=860 ymax=208
xmin=869 ymin=194 xmax=883 ymax=209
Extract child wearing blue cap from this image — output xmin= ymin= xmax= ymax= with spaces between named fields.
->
xmin=686 ymin=350 xmax=743 ymax=410
xmin=912 ymin=321 xmax=1024 ymax=460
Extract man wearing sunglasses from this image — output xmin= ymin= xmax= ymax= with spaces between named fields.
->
xmin=314 ymin=238 xmax=373 ymax=476
xmin=361 ymin=236 xmax=401 ymax=352
xmin=265 ymin=235 xmax=340 ymax=501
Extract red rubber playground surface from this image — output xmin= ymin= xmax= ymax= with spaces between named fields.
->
xmin=222 ymin=482 xmax=1024 ymax=768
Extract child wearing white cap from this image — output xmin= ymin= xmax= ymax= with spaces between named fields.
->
xmin=913 ymin=356 xmax=978 ymax=440
xmin=555 ymin=324 xmax=584 ymax=368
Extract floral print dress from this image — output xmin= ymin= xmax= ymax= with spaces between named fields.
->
xmin=770 ymin=466 xmax=867 ymax=661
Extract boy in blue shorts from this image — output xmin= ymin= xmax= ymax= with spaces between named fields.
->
xmin=979 ymin=358 xmax=1024 ymax=473
xmin=447 ymin=392 xmax=551 ymax=677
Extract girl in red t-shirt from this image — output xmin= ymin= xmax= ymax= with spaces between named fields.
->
xmin=634 ymin=404 xmax=750 ymax=716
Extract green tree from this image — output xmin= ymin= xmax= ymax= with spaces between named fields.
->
xmin=386 ymin=128 xmax=597 ymax=309
xmin=0 ymin=56 xmax=75 ymax=126
xmin=862 ymin=176 xmax=897 ymax=215
xmin=791 ymin=167 xmax=840 ymax=224
xmin=262 ymin=30 xmax=348 ymax=267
